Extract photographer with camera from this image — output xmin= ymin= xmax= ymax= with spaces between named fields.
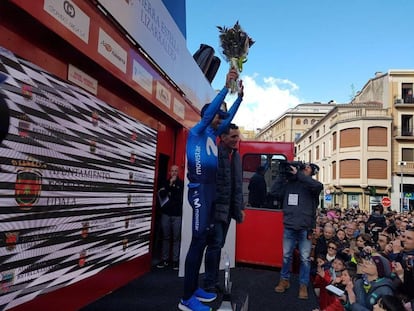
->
xmin=271 ymin=161 xmax=323 ymax=299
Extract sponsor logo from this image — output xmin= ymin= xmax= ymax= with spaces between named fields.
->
xmin=193 ymin=197 xmax=201 ymax=231
xmin=5 ymin=232 xmax=19 ymax=251
xmin=15 ymin=169 xmax=42 ymax=210
xmin=131 ymin=131 xmax=137 ymax=141
xmin=63 ymin=0 xmax=75 ymax=18
xmin=21 ymin=84 xmax=33 ymax=99
xmin=0 ymin=270 xmax=15 ymax=294
xmin=102 ymin=41 xmax=112 ymax=53
xmin=195 ymin=145 xmax=201 ymax=175
xmin=79 ymin=250 xmax=87 ymax=267
xmin=12 ymin=159 xmax=46 ymax=210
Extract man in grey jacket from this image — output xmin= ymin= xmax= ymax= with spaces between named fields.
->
xmin=203 ymin=123 xmax=245 ymax=292
xmin=271 ymin=162 xmax=323 ymax=300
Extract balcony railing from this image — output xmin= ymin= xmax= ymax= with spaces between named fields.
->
xmin=394 ymin=97 xmax=414 ymax=106
xmin=394 ymin=129 xmax=414 ymax=139
xmin=395 ymin=161 xmax=414 ymax=175
xmin=331 ymin=108 xmax=390 ymax=124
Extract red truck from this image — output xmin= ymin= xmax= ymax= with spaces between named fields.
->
xmin=236 ymin=140 xmax=294 ymax=267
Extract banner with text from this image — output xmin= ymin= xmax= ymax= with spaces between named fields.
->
xmin=0 ymin=47 xmax=157 ymax=310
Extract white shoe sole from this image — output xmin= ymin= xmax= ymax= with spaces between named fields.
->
xmin=195 ymin=295 xmax=216 ymax=303
xmin=178 ymin=302 xmax=212 ymax=311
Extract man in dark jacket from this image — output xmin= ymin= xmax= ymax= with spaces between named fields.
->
xmin=204 ymin=123 xmax=245 ymax=292
xmin=271 ymin=162 xmax=323 ymax=300
xmin=248 ymin=165 xmax=267 ymax=208
xmin=156 ymin=165 xmax=184 ymax=270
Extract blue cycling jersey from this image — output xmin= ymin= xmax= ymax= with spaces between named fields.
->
xmin=186 ymin=87 xmax=242 ymax=184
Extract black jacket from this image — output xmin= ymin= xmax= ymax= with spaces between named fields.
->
xmin=214 ymin=142 xmax=244 ymax=223
xmin=248 ymin=172 xmax=267 ymax=207
xmin=158 ymin=177 xmax=184 ymax=217
xmin=270 ymin=171 xmax=323 ymax=230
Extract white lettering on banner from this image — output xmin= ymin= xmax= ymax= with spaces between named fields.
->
xmin=206 ymin=137 xmax=218 ymax=156
xmin=44 ymin=0 xmax=90 ymax=43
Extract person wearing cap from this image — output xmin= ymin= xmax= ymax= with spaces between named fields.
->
xmin=179 ymin=67 xmax=244 ymax=311
xmin=271 ymin=162 xmax=323 ymax=299
xmin=349 ymin=254 xmax=394 ymax=311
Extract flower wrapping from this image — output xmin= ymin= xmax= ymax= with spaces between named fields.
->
xmin=217 ymin=21 xmax=254 ymax=93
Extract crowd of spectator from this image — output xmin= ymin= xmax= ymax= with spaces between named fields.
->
xmin=309 ymin=204 xmax=414 ymax=311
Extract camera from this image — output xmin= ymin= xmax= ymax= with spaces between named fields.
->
xmin=358 ymin=249 xmax=372 ymax=261
xmin=278 ymin=160 xmax=306 ymax=177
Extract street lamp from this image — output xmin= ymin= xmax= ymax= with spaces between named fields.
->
xmin=398 ymin=161 xmax=407 ymax=213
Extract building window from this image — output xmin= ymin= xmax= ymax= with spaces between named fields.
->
xmin=323 ymin=142 xmax=326 ymax=158
xmin=402 ymin=83 xmax=414 ymax=103
xmin=294 ymin=132 xmax=301 ymax=141
xmin=332 ymin=161 xmax=336 ymax=179
xmin=402 ymin=148 xmax=414 ymax=161
xmin=339 ymin=159 xmax=360 ymax=178
xmin=304 ymin=119 xmax=308 ymax=125
xmin=332 ymin=132 xmax=337 ymax=151
xmin=401 ymin=115 xmax=413 ymax=136
xmin=296 ymin=119 xmax=301 ymax=125
xmin=340 ymin=128 xmax=360 ymax=148
xmin=368 ymin=127 xmax=387 ymax=146
xmin=316 ymin=129 xmax=320 ymax=138
xmin=316 ymin=145 xmax=320 ymax=160
xmin=308 ymin=150 xmax=312 ymax=162
xmin=311 ymin=119 xmax=316 ymax=125
xmin=367 ymin=159 xmax=387 ymax=179
xmin=308 ymin=136 xmax=312 ymax=143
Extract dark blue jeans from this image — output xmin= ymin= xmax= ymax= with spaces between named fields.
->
xmin=280 ymin=228 xmax=312 ymax=286
xmin=204 ymin=221 xmax=230 ymax=289
xmin=160 ymin=214 xmax=182 ymax=262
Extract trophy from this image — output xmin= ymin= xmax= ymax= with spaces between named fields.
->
xmin=217 ymin=254 xmax=234 ymax=311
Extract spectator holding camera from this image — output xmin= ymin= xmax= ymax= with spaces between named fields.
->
xmin=271 ymin=162 xmax=323 ymax=300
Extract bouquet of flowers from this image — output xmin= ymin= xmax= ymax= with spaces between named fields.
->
xmin=217 ymin=21 xmax=254 ymax=93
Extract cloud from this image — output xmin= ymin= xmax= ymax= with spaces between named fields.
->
xmin=226 ymin=74 xmax=301 ymax=130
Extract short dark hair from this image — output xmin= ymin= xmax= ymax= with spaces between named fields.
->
xmin=222 ymin=123 xmax=239 ymax=135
